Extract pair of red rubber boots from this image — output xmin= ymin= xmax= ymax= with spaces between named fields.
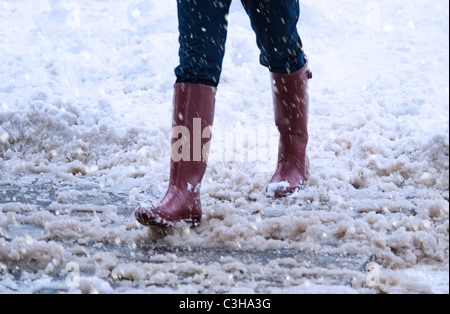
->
xmin=135 ymin=64 xmax=312 ymax=228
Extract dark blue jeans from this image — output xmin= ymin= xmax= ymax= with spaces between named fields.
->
xmin=175 ymin=0 xmax=307 ymax=87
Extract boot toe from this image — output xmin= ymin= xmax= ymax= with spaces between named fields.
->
xmin=134 ymin=206 xmax=156 ymax=226
xmin=135 ymin=206 xmax=171 ymax=227
xmin=135 ymin=205 xmax=201 ymax=228
xmin=266 ymin=181 xmax=305 ymax=198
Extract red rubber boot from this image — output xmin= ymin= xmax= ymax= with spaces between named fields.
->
xmin=135 ymin=83 xmax=216 ymax=227
xmin=266 ymin=63 xmax=312 ymax=198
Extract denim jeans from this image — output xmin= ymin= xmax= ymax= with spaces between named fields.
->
xmin=175 ymin=0 xmax=307 ymax=87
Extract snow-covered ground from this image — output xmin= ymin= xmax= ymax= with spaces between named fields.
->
xmin=0 ymin=0 xmax=448 ymax=294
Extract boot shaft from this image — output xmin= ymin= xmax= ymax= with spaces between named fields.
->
xmin=170 ymin=83 xmax=216 ymax=188
xmin=271 ymin=64 xmax=312 ymax=138
xmin=267 ymin=64 xmax=312 ymax=195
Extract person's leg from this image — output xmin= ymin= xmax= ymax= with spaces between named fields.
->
xmin=242 ymin=0 xmax=312 ymax=197
xmin=175 ymin=0 xmax=232 ymax=87
xmin=136 ymin=0 xmax=232 ymax=227
xmin=241 ymin=0 xmax=307 ymax=73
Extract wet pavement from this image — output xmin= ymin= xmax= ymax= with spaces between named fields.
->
xmin=0 ymin=174 xmax=370 ymax=294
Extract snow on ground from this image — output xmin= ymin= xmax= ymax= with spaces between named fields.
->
xmin=0 ymin=0 xmax=448 ymax=294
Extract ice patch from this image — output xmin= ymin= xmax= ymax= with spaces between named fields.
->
xmin=0 ymin=132 xmax=9 ymax=143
